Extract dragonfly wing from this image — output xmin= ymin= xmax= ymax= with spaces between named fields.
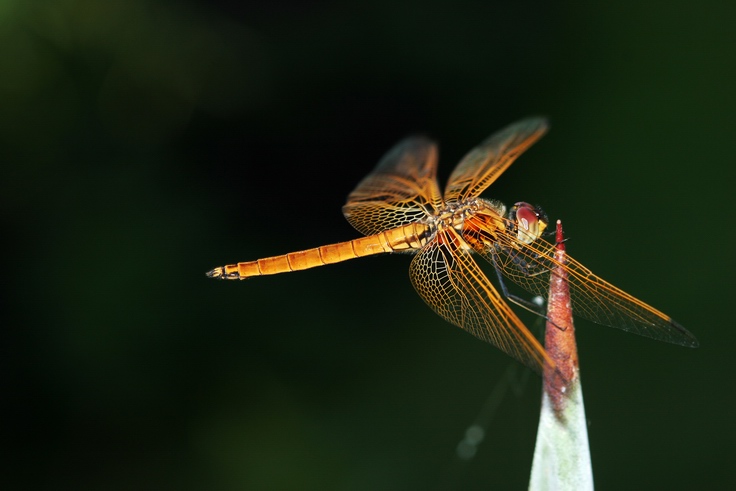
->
xmin=343 ymin=137 xmax=444 ymax=236
xmin=444 ymin=118 xmax=549 ymax=203
xmin=409 ymin=228 xmax=550 ymax=373
xmin=475 ymin=227 xmax=699 ymax=347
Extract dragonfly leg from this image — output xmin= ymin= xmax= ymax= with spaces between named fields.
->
xmin=491 ymin=254 xmax=565 ymax=331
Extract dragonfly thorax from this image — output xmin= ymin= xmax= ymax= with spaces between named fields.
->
xmin=428 ymin=198 xmax=507 ymax=233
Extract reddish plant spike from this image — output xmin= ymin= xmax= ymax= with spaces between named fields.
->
xmin=543 ymin=220 xmax=579 ymax=414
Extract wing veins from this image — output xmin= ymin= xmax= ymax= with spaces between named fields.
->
xmin=409 ymin=228 xmax=550 ymax=372
xmin=484 ymin=228 xmax=698 ymax=346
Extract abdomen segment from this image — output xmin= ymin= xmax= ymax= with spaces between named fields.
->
xmin=206 ymin=223 xmax=429 ymax=280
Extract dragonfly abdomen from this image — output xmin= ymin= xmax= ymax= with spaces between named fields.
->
xmin=206 ymin=223 xmax=430 ymax=280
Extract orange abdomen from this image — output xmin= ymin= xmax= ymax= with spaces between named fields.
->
xmin=207 ymin=222 xmax=430 ymax=280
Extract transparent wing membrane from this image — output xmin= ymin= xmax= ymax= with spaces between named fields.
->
xmin=343 ymin=137 xmax=444 ymax=236
xmin=469 ymin=220 xmax=699 ymax=348
xmin=410 ymin=229 xmax=551 ymax=373
xmin=444 ymin=118 xmax=548 ymax=203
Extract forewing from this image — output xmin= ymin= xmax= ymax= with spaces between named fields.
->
xmin=444 ymin=118 xmax=549 ymax=203
xmin=409 ymin=228 xmax=550 ymax=373
xmin=343 ymin=137 xmax=444 ymax=236
xmin=475 ymin=227 xmax=699 ymax=347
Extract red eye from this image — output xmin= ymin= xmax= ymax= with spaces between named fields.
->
xmin=515 ymin=202 xmax=539 ymax=231
xmin=512 ymin=202 xmax=546 ymax=244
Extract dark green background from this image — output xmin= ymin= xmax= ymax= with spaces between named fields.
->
xmin=3 ymin=1 xmax=733 ymax=489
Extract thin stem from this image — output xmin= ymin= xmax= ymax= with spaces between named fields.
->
xmin=529 ymin=220 xmax=594 ymax=490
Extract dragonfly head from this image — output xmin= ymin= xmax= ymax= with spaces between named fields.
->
xmin=509 ymin=202 xmax=548 ymax=245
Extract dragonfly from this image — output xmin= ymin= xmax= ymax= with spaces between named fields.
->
xmin=207 ymin=118 xmax=698 ymax=372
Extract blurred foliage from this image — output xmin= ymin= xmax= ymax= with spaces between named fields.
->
xmin=2 ymin=0 xmax=735 ymax=490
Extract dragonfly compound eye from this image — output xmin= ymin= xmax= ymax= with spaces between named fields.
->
xmin=512 ymin=202 xmax=547 ymax=244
